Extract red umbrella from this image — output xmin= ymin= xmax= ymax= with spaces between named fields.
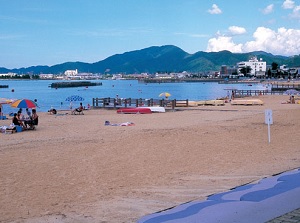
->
xmin=11 ymin=99 xmax=37 ymax=108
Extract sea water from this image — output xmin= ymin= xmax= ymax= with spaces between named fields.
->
xmin=0 ymin=79 xmax=267 ymax=112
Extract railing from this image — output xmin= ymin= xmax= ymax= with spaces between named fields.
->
xmin=93 ymin=89 xmax=292 ymax=109
xmin=233 ymin=89 xmax=289 ymax=97
xmin=271 ymin=83 xmax=300 ymax=90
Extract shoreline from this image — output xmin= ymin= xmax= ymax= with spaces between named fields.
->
xmin=0 ymin=94 xmax=300 ymax=222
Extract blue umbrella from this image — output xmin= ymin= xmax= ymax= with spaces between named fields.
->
xmin=65 ymin=95 xmax=84 ymax=102
xmin=284 ymin=89 xmax=299 ymax=95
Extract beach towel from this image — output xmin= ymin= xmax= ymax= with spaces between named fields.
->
xmin=105 ymin=121 xmax=135 ymax=126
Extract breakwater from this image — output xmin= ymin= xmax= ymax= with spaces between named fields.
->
xmin=139 ymin=78 xmax=222 ymax=83
xmin=50 ymin=81 xmax=102 ymax=88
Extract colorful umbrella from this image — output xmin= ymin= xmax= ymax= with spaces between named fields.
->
xmin=11 ymin=99 xmax=37 ymax=108
xmin=65 ymin=95 xmax=84 ymax=102
xmin=159 ymin=92 xmax=171 ymax=98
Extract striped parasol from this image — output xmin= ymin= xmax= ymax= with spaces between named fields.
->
xmin=65 ymin=95 xmax=85 ymax=102
xmin=11 ymin=99 xmax=37 ymax=108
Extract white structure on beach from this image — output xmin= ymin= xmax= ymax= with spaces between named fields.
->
xmin=237 ymin=57 xmax=266 ymax=77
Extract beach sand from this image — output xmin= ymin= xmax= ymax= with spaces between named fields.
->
xmin=0 ymin=95 xmax=299 ymax=223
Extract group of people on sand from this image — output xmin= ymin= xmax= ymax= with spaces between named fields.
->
xmin=282 ymin=95 xmax=297 ymax=104
xmin=12 ymin=108 xmax=38 ymax=130
xmin=48 ymin=102 xmax=90 ymax=115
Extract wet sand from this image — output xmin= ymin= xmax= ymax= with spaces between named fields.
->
xmin=0 ymin=95 xmax=299 ymax=223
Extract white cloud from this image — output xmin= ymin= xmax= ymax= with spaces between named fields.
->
xmin=208 ymin=4 xmax=222 ymax=14
xmin=206 ymin=27 xmax=300 ymax=56
xmin=245 ymin=27 xmax=300 ymax=55
xmin=290 ymin=5 xmax=300 ymax=18
xmin=282 ymin=0 xmax=295 ymax=9
xmin=228 ymin=26 xmax=246 ymax=35
xmin=174 ymin=32 xmax=209 ymax=38
xmin=206 ymin=36 xmax=243 ymax=53
xmin=262 ymin=4 xmax=274 ymax=14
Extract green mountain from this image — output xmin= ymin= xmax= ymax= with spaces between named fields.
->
xmin=1 ymin=45 xmax=299 ymax=74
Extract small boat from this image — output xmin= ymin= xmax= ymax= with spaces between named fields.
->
xmin=117 ymin=107 xmax=152 ymax=114
xmin=141 ymin=106 xmax=165 ymax=113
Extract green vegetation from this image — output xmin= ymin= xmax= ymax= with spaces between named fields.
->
xmin=0 ymin=74 xmax=40 ymax=79
xmin=0 ymin=45 xmax=299 ymax=75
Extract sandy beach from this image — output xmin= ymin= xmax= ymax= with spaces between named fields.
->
xmin=0 ymin=95 xmax=300 ymax=223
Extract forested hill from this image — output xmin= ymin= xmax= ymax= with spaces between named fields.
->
xmin=1 ymin=45 xmax=300 ymax=74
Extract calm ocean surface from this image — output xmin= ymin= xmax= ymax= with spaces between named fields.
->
xmin=0 ymin=79 xmax=267 ymax=112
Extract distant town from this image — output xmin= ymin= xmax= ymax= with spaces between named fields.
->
xmin=1 ymin=56 xmax=299 ymax=81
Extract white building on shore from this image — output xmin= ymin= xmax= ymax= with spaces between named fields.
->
xmin=237 ymin=57 xmax=266 ymax=77
xmin=64 ymin=69 xmax=78 ymax=76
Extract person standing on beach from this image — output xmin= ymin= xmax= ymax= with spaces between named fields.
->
xmin=115 ymin=94 xmax=120 ymax=105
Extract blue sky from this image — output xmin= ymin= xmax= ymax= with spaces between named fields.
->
xmin=1 ymin=0 xmax=300 ymax=69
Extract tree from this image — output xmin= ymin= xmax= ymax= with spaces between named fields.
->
xmin=271 ymin=62 xmax=278 ymax=71
xmin=267 ymin=68 xmax=271 ymax=78
xmin=239 ymin=66 xmax=252 ymax=76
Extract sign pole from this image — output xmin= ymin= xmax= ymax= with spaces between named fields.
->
xmin=268 ymin=120 xmax=271 ymax=143
xmin=265 ymin=109 xmax=273 ymax=144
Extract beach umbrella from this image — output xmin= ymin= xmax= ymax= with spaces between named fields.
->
xmin=0 ymin=98 xmax=15 ymax=104
xmin=284 ymin=89 xmax=299 ymax=95
xmin=159 ymin=92 xmax=171 ymax=98
xmin=65 ymin=95 xmax=85 ymax=102
xmin=11 ymin=99 xmax=37 ymax=108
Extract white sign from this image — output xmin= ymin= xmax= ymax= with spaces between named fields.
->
xmin=265 ymin=109 xmax=273 ymax=125
xmin=265 ymin=109 xmax=273 ymax=143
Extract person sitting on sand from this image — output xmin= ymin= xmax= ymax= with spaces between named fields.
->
xmin=283 ymin=95 xmax=296 ymax=104
xmin=290 ymin=95 xmax=295 ymax=104
xmin=15 ymin=111 xmax=26 ymax=129
xmin=23 ymin=109 xmax=38 ymax=129
xmin=48 ymin=108 xmax=57 ymax=115
xmin=32 ymin=109 xmax=38 ymax=124
xmin=26 ymin=109 xmax=38 ymax=129
xmin=26 ymin=108 xmax=31 ymax=117
xmin=72 ymin=103 xmax=83 ymax=114
xmin=12 ymin=113 xmax=20 ymax=126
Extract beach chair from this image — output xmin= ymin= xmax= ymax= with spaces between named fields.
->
xmin=72 ymin=108 xmax=84 ymax=115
